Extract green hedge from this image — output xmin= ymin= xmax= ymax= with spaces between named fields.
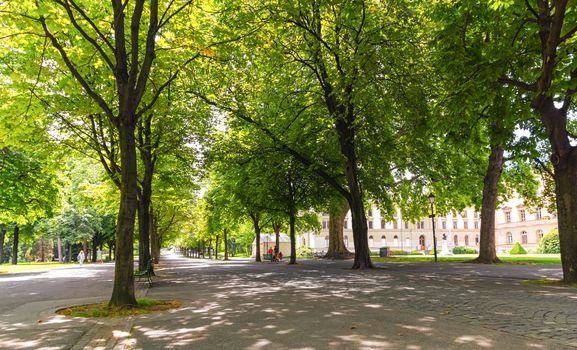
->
xmin=452 ymin=246 xmax=478 ymax=254
xmin=509 ymin=242 xmax=527 ymax=254
xmin=537 ymin=229 xmax=560 ymax=254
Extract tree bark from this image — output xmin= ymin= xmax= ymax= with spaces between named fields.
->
xmin=150 ymin=210 xmax=159 ymax=263
xmin=57 ymin=237 xmax=62 ymax=262
xmin=224 ymin=228 xmax=229 ymax=260
xmin=137 ymin=114 xmax=155 ymax=271
xmin=109 ymin=123 xmax=138 ymax=307
xmin=251 ymin=213 xmax=262 ymax=262
xmin=326 ymin=198 xmax=351 ymax=258
xmin=0 ymin=225 xmax=5 ymax=264
xmin=272 ymin=222 xmax=281 ymax=253
xmin=215 ymin=234 xmax=220 ymax=260
xmin=472 ymin=144 xmax=504 ymax=264
xmin=289 ymin=212 xmax=297 ymax=264
xmin=11 ymin=224 xmax=19 ymax=265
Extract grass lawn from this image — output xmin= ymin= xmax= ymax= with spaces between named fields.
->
xmin=0 ymin=261 xmax=78 ymax=274
xmin=371 ymin=254 xmax=561 ymax=265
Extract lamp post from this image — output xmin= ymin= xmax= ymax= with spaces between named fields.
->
xmin=428 ymin=193 xmax=438 ymax=263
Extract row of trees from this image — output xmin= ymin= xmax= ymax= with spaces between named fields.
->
xmin=2 ymin=0 xmax=576 ymax=308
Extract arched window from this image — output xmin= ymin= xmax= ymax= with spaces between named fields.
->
xmin=465 ymin=235 xmax=469 ymax=246
xmin=521 ymin=231 xmax=528 ymax=244
xmin=419 ymin=235 xmax=425 ymax=250
xmin=324 ymin=236 xmax=329 ymax=248
xmin=453 ymin=235 xmax=458 ymax=246
xmin=393 ymin=235 xmax=399 ymax=247
xmin=506 ymin=232 xmax=513 ymax=244
xmin=369 ymin=235 xmax=374 ymax=247
xmin=344 ymin=235 xmax=349 ymax=248
xmin=537 ymin=230 xmax=544 ymax=242
xmin=475 ymin=234 xmax=479 ymax=246
xmin=381 ymin=235 xmax=386 ymax=245
xmin=405 ymin=237 xmax=410 ymax=248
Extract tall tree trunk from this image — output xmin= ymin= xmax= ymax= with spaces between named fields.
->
xmin=109 ymin=123 xmax=138 ymax=307
xmin=137 ymin=114 xmax=155 ymax=271
xmin=83 ymin=240 xmax=88 ymax=262
xmin=40 ymin=237 xmax=45 ymax=262
xmin=251 ymin=214 xmax=262 ymax=262
xmin=326 ymin=198 xmax=351 ymax=258
xmin=224 ymin=228 xmax=229 ymax=260
xmin=11 ymin=224 xmax=19 ymax=265
xmin=272 ymin=222 xmax=281 ymax=253
xmin=473 ymin=144 xmax=504 ymax=264
xmin=335 ymin=115 xmax=372 ymax=269
xmin=215 ymin=235 xmax=219 ymax=260
xmin=0 ymin=225 xmax=5 ymax=264
xmin=289 ymin=212 xmax=297 ymax=264
xmin=67 ymin=242 xmax=72 ymax=262
xmin=150 ymin=210 xmax=159 ymax=263
xmin=57 ymin=237 xmax=62 ymax=262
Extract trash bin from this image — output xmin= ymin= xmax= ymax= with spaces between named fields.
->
xmin=379 ymin=247 xmax=390 ymax=257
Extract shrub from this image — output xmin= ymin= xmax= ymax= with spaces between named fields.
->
xmin=509 ymin=242 xmax=527 ymax=255
xmin=452 ymin=246 xmax=478 ymax=254
xmin=537 ymin=229 xmax=560 ymax=254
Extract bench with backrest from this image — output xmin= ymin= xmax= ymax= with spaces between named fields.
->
xmin=134 ymin=259 xmax=154 ymax=287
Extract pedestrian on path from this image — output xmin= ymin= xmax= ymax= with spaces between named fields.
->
xmin=77 ymin=250 xmax=85 ymax=266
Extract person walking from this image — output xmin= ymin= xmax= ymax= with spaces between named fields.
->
xmin=77 ymin=250 xmax=85 ymax=266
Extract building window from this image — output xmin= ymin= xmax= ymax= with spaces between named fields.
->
xmin=536 ymin=208 xmax=542 ymax=220
xmin=325 ymin=236 xmax=329 ymax=247
xmin=393 ymin=235 xmax=399 ymax=247
xmin=519 ymin=209 xmax=526 ymax=222
xmin=419 ymin=235 xmax=425 ymax=250
xmin=421 ymin=220 xmax=425 ymax=229
xmin=405 ymin=222 xmax=409 ymax=229
xmin=464 ymin=221 xmax=468 ymax=230
xmin=442 ymin=221 xmax=447 ymax=230
xmin=521 ymin=231 xmax=528 ymax=244
xmin=368 ymin=209 xmax=372 ymax=217
xmin=465 ymin=235 xmax=469 ymax=246
xmin=453 ymin=235 xmax=458 ymax=246
xmin=475 ymin=234 xmax=479 ymax=245
xmin=368 ymin=220 xmax=373 ymax=229
xmin=344 ymin=220 xmax=348 ymax=229
xmin=537 ymin=230 xmax=544 ymax=241
xmin=474 ymin=221 xmax=479 ymax=229
xmin=506 ymin=232 xmax=513 ymax=244
xmin=322 ymin=220 xmax=328 ymax=229
xmin=453 ymin=221 xmax=458 ymax=229
xmin=474 ymin=211 xmax=479 ymax=219
xmin=393 ymin=221 xmax=397 ymax=229
xmin=344 ymin=235 xmax=349 ymax=247
xmin=505 ymin=211 xmax=511 ymax=223
xmin=369 ymin=235 xmax=374 ymax=247
xmin=461 ymin=211 xmax=467 ymax=218
xmin=405 ymin=237 xmax=410 ymax=247
xmin=381 ymin=235 xmax=386 ymax=245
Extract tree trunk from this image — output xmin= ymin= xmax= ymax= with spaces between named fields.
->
xmin=326 ymin=198 xmax=351 ymax=258
xmin=57 ymin=237 xmax=62 ymax=262
xmin=273 ymin=222 xmax=281 ymax=253
xmin=83 ymin=240 xmax=88 ymax=262
xmin=0 ymin=225 xmax=5 ymax=264
xmin=11 ymin=224 xmax=19 ymax=265
xmin=251 ymin=214 xmax=262 ymax=262
xmin=150 ymin=209 xmax=159 ymax=263
xmin=289 ymin=212 xmax=297 ymax=264
xmin=108 ymin=123 xmax=138 ymax=307
xmin=137 ymin=115 xmax=154 ymax=271
xmin=335 ymin=116 xmax=372 ymax=269
xmin=215 ymin=235 xmax=219 ymax=260
xmin=224 ymin=228 xmax=229 ymax=260
xmin=473 ymin=144 xmax=504 ymax=264
xmin=92 ymin=236 xmax=98 ymax=263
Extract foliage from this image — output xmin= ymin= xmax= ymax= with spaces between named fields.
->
xmin=537 ymin=230 xmax=560 ymax=254
xmin=509 ymin=242 xmax=527 ymax=255
xmin=453 ymin=246 xmax=478 ymax=254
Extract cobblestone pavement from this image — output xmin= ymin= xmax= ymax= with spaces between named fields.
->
xmin=2 ymin=255 xmax=576 ymax=349
xmin=125 ymin=255 xmax=577 ymax=349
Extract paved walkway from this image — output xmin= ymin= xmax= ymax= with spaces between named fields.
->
xmin=1 ymin=254 xmax=576 ymax=349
